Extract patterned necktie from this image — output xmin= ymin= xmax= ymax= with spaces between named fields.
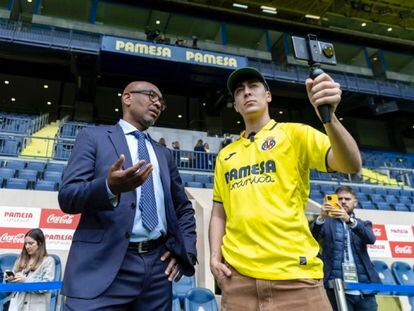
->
xmin=132 ymin=131 xmax=158 ymax=231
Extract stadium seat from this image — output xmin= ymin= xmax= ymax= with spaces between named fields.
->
xmin=384 ymin=195 xmax=398 ymax=204
xmin=374 ymin=188 xmax=387 ymax=196
xmin=359 ymin=187 xmax=372 ymax=195
xmin=391 ymin=261 xmax=414 ymax=286
xmin=43 ymin=171 xmax=63 ymax=183
xmin=26 ymin=161 xmax=46 ymax=172
xmin=375 ymin=202 xmax=392 ymax=211
xmin=399 ymin=196 xmax=412 ymax=205
xmin=407 ymin=204 xmax=414 ymax=212
xmin=5 ymin=178 xmax=28 ymax=190
xmin=359 ymin=201 xmax=376 ymax=210
xmin=17 ymin=169 xmax=38 ymax=182
xmin=0 ymin=168 xmax=16 ymax=179
xmin=173 ymin=275 xmax=196 ymax=304
xmin=34 ymin=180 xmax=57 ymax=191
xmin=3 ymin=160 xmax=26 ymax=170
xmin=172 ymin=289 xmax=181 ymax=311
xmin=386 ymin=188 xmax=400 ymax=196
xmin=186 ymin=181 xmax=203 ymax=188
xmin=45 ymin=163 xmax=66 ymax=172
xmin=393 ymin=203 xmax=409 ymax=212
xmin=370 ymin=194 xmax=386 ymax=203
xmin=204 ymin=183 xmax=213 ymax=189
xmin=372 ymin=260 xmax=397 ymax=285
xmin=184 ymin=287 xmax=218 ymax=311
xmin=0 ymin=253 xmax=18 ymax=307
xmin=49 ymin=254 xmax=62 ymax=311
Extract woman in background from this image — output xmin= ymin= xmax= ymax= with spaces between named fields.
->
xmin=4 ymin=228 xmax=55 ymax=311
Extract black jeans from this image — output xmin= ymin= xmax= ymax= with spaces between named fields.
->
xmin=326 ymin=289 xmax=378 ymax=311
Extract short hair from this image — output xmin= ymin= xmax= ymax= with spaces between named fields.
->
xmin=335 ymin=185 xmax=356 ymax=197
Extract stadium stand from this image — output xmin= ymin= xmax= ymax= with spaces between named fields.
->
xmin=184 ymin=287 xmax=219 ymax=311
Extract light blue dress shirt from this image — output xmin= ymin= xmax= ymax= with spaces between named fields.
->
xmin=107 ymin=119 xmax=167 ymax=242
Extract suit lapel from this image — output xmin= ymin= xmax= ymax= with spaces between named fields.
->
xmin=108 ymin=124 xmax=133 ymax=169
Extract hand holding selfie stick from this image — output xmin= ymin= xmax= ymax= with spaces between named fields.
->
xmin=309 ymin=64 xmax=331 ymax=124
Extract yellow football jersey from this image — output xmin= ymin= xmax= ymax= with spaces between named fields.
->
xmin=213 ymin=119 xmax=331 ymax=280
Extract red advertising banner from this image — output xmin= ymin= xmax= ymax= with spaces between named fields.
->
xmin=0 ymin=227 xmax=27 ymax=249
xmin=389 ymin=241 xmax=414 ymax=258
xmin=372 ymin=224 xmax=387 ymax=241
xmin=39 ymin=209 xmax=80 ymax=229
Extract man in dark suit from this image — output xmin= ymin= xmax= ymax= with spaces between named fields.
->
xmin=311 ymin=185 xmax=380 ymax=311
xmin=59 ymin=81 xmax=197 ymax=310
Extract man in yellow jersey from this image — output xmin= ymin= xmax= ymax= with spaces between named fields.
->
xmin=209 ymin=67 xmax=361 ymax=311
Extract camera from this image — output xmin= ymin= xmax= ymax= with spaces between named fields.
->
xmin=291 ymin=34 xmax=337 ymax=65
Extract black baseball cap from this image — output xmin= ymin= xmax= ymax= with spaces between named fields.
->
xmin=227 ymin=67 xmax=270 ymax=95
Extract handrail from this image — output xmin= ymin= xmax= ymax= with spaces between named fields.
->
xmin=0 ymin=281 xmax=62 ymax=292
xmin=344 ymin=282 xmax=414 ymax=295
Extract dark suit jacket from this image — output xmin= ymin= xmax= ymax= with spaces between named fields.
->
xmin=311 ymin=216 xmax=380 ymax=287
xmin=58 ymin=124 xmax=197 ymax=299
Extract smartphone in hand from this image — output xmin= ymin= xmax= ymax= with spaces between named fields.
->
xmin=4 ymin=270 xmax=15 ymax=281
xmin=325 ymin=194 xmax=340 ymax=216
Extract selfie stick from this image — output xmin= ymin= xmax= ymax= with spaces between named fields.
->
xmin=306 ymin=35 xmax=331 ymax=124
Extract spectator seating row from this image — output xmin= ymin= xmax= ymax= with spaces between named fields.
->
xmin=309 ymin=183 xmax=414 ymax=212
xmin=0 ymin=112 xmax=48 ymax=135
xmin=0 ymin=135 xmax=23 ymax=156
xmin=362 ymin=150 xmax=414 ymax=169
xmin=58 ymin=121 xmax=94 ymax=139
xmin=373 ymin=260 xmax=414 ymax=297
xmin=180 ymin=173 xmax=214 ymax=189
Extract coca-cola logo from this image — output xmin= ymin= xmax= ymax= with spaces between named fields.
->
xmin=46 ymin=214 xmax=74 ymax=224
xmin=391 ymin=229 xmax=408 ymax=234
xmin=395 ymin=245 xmax=412 ymax=254
xmin=4 ymin=212 xmax=33 ymax=219
xmin=373 ymin=228 xmax=381 ymax=236
xmin=0 ymin=232 xmax=25 ymax=244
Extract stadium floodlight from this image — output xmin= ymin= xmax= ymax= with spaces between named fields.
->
xmin=262 ymin=9 xmax=277 ymax=14
xmin=178 ymin=114 xmax=182 ymax=118
xmin=361 ymin=22 xmax=367 ymax=27
xmin=387 ymin=27 xmax=392 ymax=32
xmin=11 ymin=98 xmax=16 ymax=102
xmin=260 ymin=5 xmax=276 ymax=13
xmin=305 ymin=14 xmax=320 ymax=20
xmin=43 ymin=84 xmax=48 ymax=89
xmin=47 ymin=101 xmax=52 ymax=105
xmin=4 ymin=80 xmax=9 ymax=85
xmin=232 ymin=3 xmax=248 ymax=9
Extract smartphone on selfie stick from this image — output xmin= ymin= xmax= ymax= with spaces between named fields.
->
xmin=291 ymin=34 xmax=337 ymax=123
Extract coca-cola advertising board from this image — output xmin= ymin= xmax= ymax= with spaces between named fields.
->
xmin=389 ymin=242 xmax=414 ymax=258
xmin=372 ymin=224 xmax=387 ymax=241
xmin=40 ymin=209 xmax=80 ymax=229
xmin=0 ymin=206 xmax=40 ymax=228
xmin=0 ymin=227 xmax=27 ymax=249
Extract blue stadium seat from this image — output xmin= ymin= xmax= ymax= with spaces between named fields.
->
xmin=4 ymin=160 xmax=26 ymax=170
xmin=34 ymin=180 xmax=57 ymax=191
xmin=386 ymin=188 xmax=400 ymax=196
xmin=43 ymin=171 xmax=63 ymax=183
xmin=0 ymin=253 xmax=18 ymax=308
xmin=359 ymin=201 xmax=376 ymax=210
xmin=172 ymin=289 xmax=181 ymax=311
xmin=45 ymin=163 xmax=66 ymax=172
xmin=372 ymin=260 xmax=397 ymax=285
xmin=384 ymin=195 xmax=398 ymax=204
xmin=5 ymin=178 xmax=28 ymax=190
xmin=204 ymin=183 xmax=213 ymax=189
xmin=26 ymin=161 xmax=46 ymax=172
xmin=400 ymin=189 xmax=414 ymax=197
xmin=393 ymin=203 xmax=409 ymax=212
xmin=184 ymin=287 xmax=218 ymax=311
xmin=186 ymin=181 xmax=203 ymax=188
xmin=310 ymin=183 xmax=320 ymax=192
xmin=173 ymin=275 xmax=196 ymax=304
xmin=0 ymin=168 xmax=16 ymax=179
xmin=407 ymin=204 xmax=414 ymax=212
xmin=49 ymin=254 xmax=62 ymax=311
xmin=391 ymin=261 xmax=414 ymax=286
xmin=320 ymin=184 xmax=335 ymax=194
xmin=209 ymin=175 xmax=214 ymax=183
xmin=18 ymin=169 xmax=38 ymax=182
xmin=359 ymin=187 xmax=372 ymax=195
xmin=399 ymin=196 xmax=412 ymax=205
xmin=180 ymin=173 xmax=194 ymax=183
xmin=374 ymin=188 xmax=387 ymax=196
xmin=375 ymin=202 xmax=392 ymax=210
xmin=370 ymin=194 xmax=386 ymax=203
xmin=194 ymin=175 xmax=210 ymax=184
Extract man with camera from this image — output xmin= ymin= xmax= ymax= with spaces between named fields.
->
xmin=209 ymin=66 xmax=361 ymax=311
xmin=311 ymin=185 xmax=380 ymax=311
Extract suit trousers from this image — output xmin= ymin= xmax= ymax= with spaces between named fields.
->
xmin=64 ymin=244 xmax=172 ymax=311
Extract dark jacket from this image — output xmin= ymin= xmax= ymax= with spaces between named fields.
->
xmin=59 ymin=124 xmax=197 ymax=299
xmin=311 ymin=216 xmax=381 ymax=288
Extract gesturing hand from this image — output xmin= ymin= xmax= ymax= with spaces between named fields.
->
xmin=107 ymin=154 xmax=153 ymax=195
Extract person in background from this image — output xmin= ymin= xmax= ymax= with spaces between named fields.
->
xmin=158 ymin=137 xmax=167 ymax=147
xmin=4 ymin=228 xmax=55 ymax=311
xmin=311 ymin=186 xmax=380 ymax=311
xmin=194 ymin=139 xmax=206 ymax=169
xmin=171 ymin=141 xmax=180 ymax=150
